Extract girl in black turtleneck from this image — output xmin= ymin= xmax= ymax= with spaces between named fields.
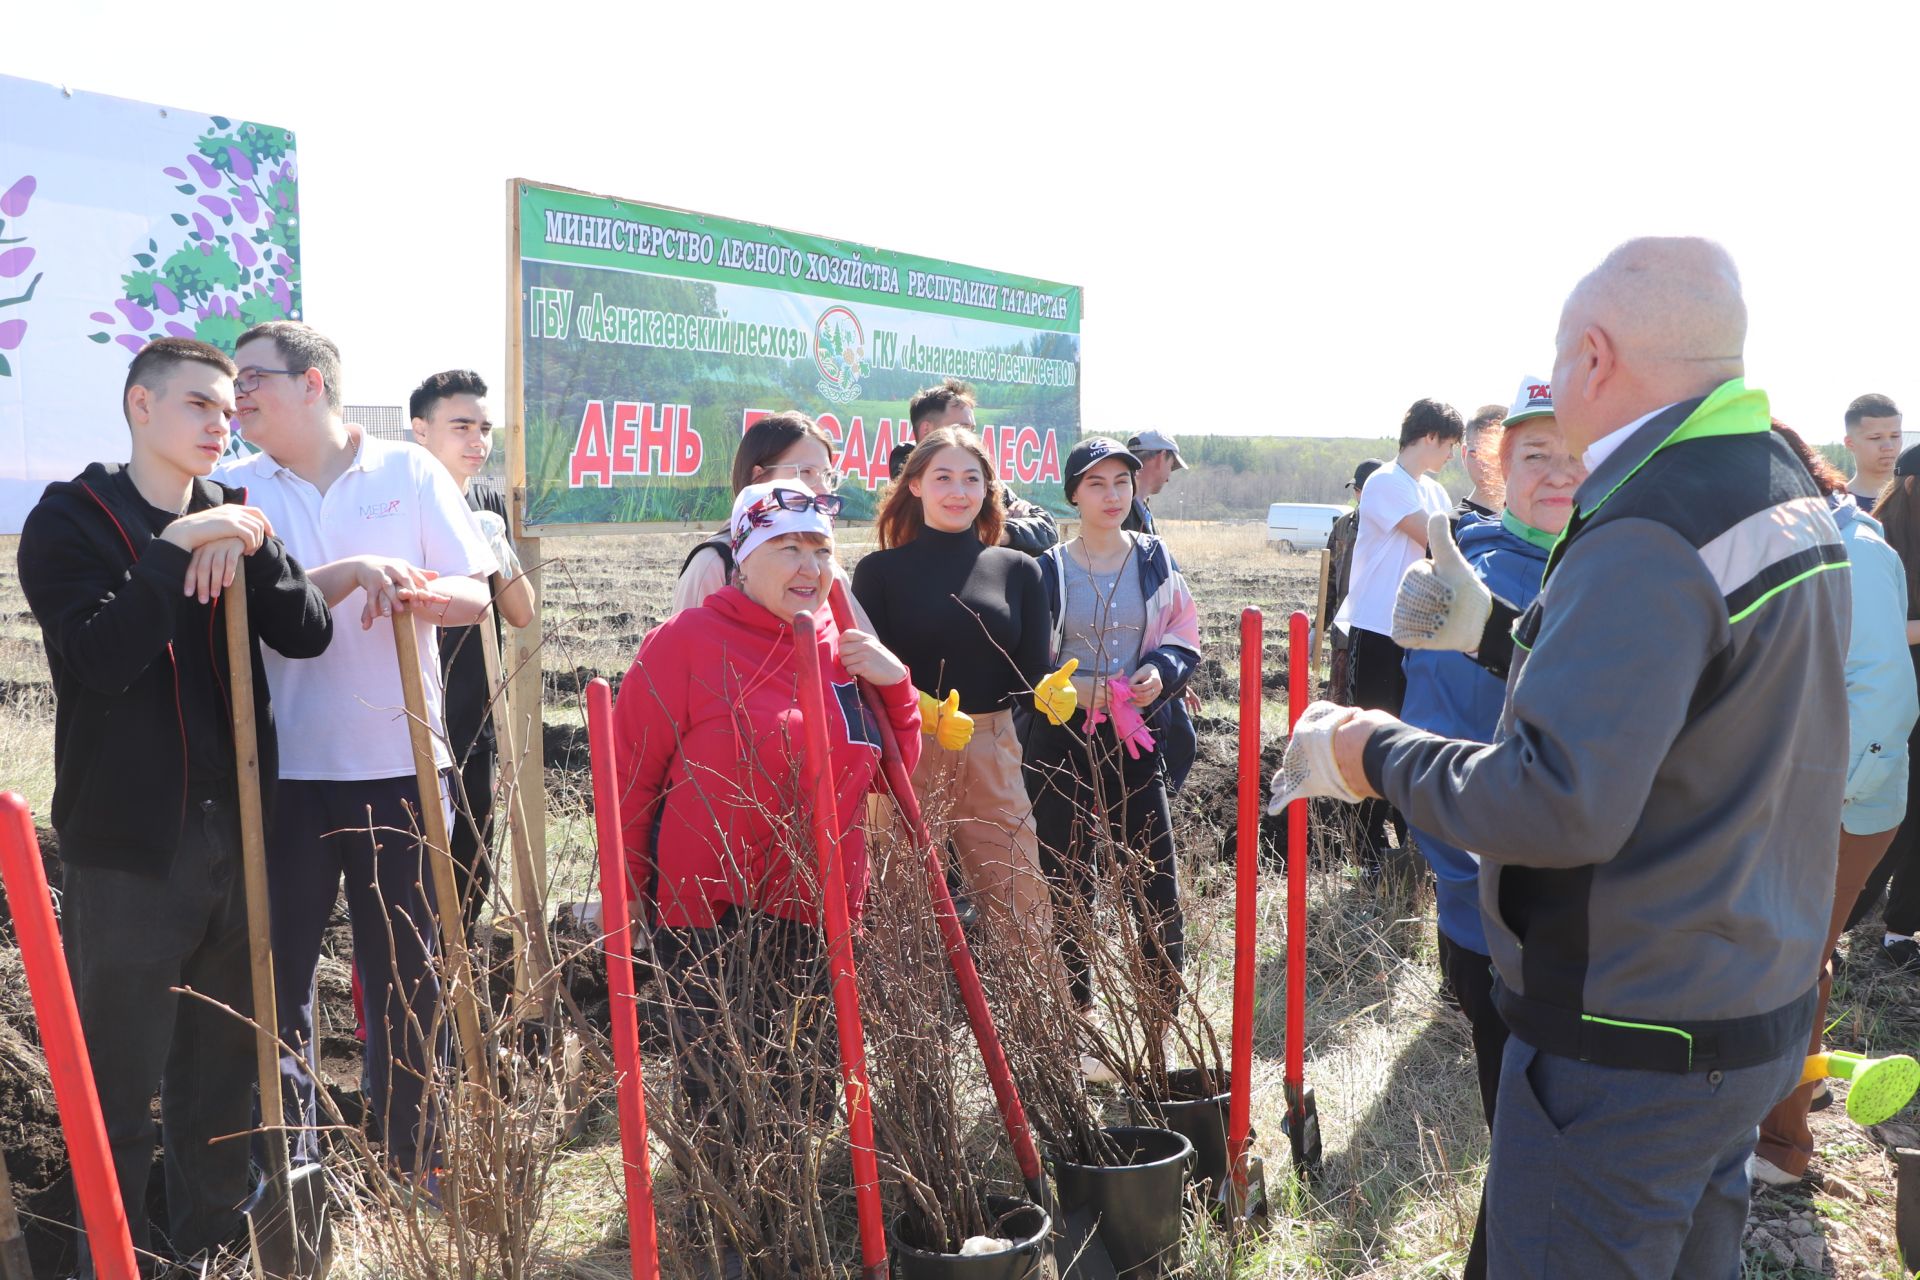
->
xmin=852 ymin=426 xmax=1056 ymax=953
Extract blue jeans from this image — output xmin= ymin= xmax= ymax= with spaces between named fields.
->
xmin=1487 ymin=1034 xmax=1808 ymax=1279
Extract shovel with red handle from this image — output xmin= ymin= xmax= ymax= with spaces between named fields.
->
xmin=582 ymin=678 xmax=661 ymax=1280
xmin=0 ymin=794 xmax=141 ymax=1280
xmin=826 ymin=582 xmax=1117 ymax=1278
xmin=790 ymin=610 xmax=888 ymax=1279
xmin=1227 ymin=607 xmax=1269 ymax=1217
xmin=1282 ymin=611 xmax=1322 ymax=1177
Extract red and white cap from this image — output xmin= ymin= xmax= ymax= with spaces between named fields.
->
xmin=1507 ymin=377 xmax=1554 ymax=426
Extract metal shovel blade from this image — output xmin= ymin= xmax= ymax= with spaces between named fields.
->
xmin=246 ymin=1162 xmax=332 ymax=1280
xmin=1283 ymin=1084 xmax=1323 ymax=1180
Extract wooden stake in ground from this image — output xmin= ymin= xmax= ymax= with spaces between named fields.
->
xmin=390 ymin=615 xmax=489 ymax=1083
xmin=223 ymin=586 xmax=331 ymax=1280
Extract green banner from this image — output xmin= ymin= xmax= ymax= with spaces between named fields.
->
xmin=517 ymin=181 xmax=1082 ymax=530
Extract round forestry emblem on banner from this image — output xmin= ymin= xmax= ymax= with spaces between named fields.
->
xmin=813 ymin=305 xmax=865 ymax=405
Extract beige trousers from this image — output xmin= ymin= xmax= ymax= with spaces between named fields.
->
xmin=910 ymin=709 xmax=1051 ymax=938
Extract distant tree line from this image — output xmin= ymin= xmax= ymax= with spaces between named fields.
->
xmin=1146 ymin=436 xmax=1864 ymax=522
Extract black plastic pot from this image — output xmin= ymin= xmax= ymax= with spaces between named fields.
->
xmin=889 ymin=1194 xmax=1050 ymax=1279
xmin=1049 ymin=1125 xmax=1194 ymax=1277
xmin=1133 ymin=1068 xmax=1235 ymax=1192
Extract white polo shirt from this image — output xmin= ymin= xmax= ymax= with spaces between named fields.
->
xmin=218 ymin=428 xmax=495 ymax=780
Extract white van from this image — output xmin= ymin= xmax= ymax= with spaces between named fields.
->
xmin=1266 ymin=502 xmax=1347 ymax=552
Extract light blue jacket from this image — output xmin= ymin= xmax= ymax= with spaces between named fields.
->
xmin=1831 ymin=495 xmax=1918 ymax=812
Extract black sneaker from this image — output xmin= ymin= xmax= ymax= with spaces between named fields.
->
xmin=1884 ymin=937 xmax=1920 ymax=971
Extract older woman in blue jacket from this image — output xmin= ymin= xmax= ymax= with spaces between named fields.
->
xmin=1397 ymin=380 xmax=1584 ymax=1280
xmin=1751 ymin=426 xmax=1920 ymax=1187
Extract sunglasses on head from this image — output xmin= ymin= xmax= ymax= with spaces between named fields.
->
xmin=733 ymin=489 xmax=844 ymax=548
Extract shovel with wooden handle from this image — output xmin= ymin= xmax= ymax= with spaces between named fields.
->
xmin=390 ymin=609 xmax=501 ymax=1230
xmin=223 ymin=583 xmax=333 ymax=1280
xmin=476 ymin=578 xmax=557 ymax=1034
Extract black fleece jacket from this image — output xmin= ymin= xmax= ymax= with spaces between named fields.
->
xmin=17 ymin=462 xmax=333 ymax=875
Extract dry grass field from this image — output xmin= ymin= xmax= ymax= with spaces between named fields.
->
xmin=1 ymin=519 xmax=1918 ymax=1278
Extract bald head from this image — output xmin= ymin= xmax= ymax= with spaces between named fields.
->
xmin=1551 ymin=237 xmax=1748 ymax=451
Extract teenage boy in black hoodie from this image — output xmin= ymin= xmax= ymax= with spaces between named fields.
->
xmin=16 ymin=337 xmax=332 ymax=1274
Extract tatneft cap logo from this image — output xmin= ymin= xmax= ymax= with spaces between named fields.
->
xmin=1506 ymin=377 xmax=1554 ymax=426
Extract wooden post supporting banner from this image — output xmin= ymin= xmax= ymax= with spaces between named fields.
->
xmin=502 ymin=177 xmax=551 ymax=912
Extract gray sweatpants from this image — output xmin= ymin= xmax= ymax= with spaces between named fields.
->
xmin=62 ymin=793 xmax=256 ymax=1274
xmin=1487 ymin=1034 xmax=1807 ymax=1279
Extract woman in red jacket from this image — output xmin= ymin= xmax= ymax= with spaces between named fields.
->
xmin=611 ymin=479 xmax=920 ymax=1164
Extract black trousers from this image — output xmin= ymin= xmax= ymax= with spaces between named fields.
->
xmin=448 ymin=744 xmax=496 ymax=936
xmin=1436 ymin=930 xmax=1508 ymax=1280
xmin=1347 ymin=627 xmax=1409 ymax=866
xmin=1848 ymin=717 xmax=1920 ymax=936
xmin=1024 ymin=712 xmax=1184 ymax=1008
xmin=63 ymin=791 xmax=255 ymax=1272
xmin=645 ymin=908 xmax=836 ymax=1138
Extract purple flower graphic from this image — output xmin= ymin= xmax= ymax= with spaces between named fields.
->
xmin=0 ymin=176 xmax=33 ymax=218
xmin=0 ymin=247 xmax=34 ymax=278
xmin=0 ymin=320 xmax=24 ymax=351
xmin=86 ymin=119 xmax=300 ymax=362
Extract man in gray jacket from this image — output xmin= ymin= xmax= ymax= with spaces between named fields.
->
xmin=1284 ymin=238 xmax=1849 ymax=1278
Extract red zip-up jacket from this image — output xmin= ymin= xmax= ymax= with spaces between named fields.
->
xmin=612 ymin=585 xmax=921 ymax=930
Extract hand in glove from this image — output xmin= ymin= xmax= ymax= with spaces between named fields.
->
xmin=918 ymin=689 xmax=975 ymax=751
xmin=1391 ymin=511 xmax=1491 ymax=651
xmin=1086 ymin=675 xmax=1156 ymax=759
xmin=1034 ymin=658 xmax=1079 ymax=726
xmin=471 ymin=509 xmax=525 ymax=582
xmin=1267 ymin=700 xmax=1365 ymax=815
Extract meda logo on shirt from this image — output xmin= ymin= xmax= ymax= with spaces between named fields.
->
xmin=360 ymin=499 xmax=402 ymax=520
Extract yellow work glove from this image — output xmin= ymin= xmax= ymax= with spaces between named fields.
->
xmin=917 ymin=689 xmax=974 ymax=751
xmin=1034 ymin=658 xmax=1079 ymax=727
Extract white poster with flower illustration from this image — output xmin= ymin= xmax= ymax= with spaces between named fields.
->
xmin=0 ymin=73 xmax=301 ymax=532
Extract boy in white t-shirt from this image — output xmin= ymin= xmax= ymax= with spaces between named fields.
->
xmin=217 ymin=322 xmax=495 ymax=1181
xmin=1332 ymin=397 xmax=1462 ymax=870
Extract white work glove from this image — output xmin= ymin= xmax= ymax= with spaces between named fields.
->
xmin=1267 ymin=700 xmax=1364 ymax=815
xmin=471 ymin=509 xmax=524 ymax=582
xmin=1391 ymin=511 xmax=1491 ymax=651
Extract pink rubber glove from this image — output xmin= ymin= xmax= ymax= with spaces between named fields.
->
xmin=1085 ymin=675 xmax=1157 ymax=759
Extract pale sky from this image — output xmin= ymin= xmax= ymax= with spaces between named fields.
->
xmin=10 ymin=1 xmax=1918 ymax=444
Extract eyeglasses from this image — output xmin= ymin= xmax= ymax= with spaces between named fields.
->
xmin=758 ymin=462 xmax=844 ymax=493
xmin=235 ymin=367 xmax=299 ymax=395
xmin=733 ymin=489 xmax=845 ymax=548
